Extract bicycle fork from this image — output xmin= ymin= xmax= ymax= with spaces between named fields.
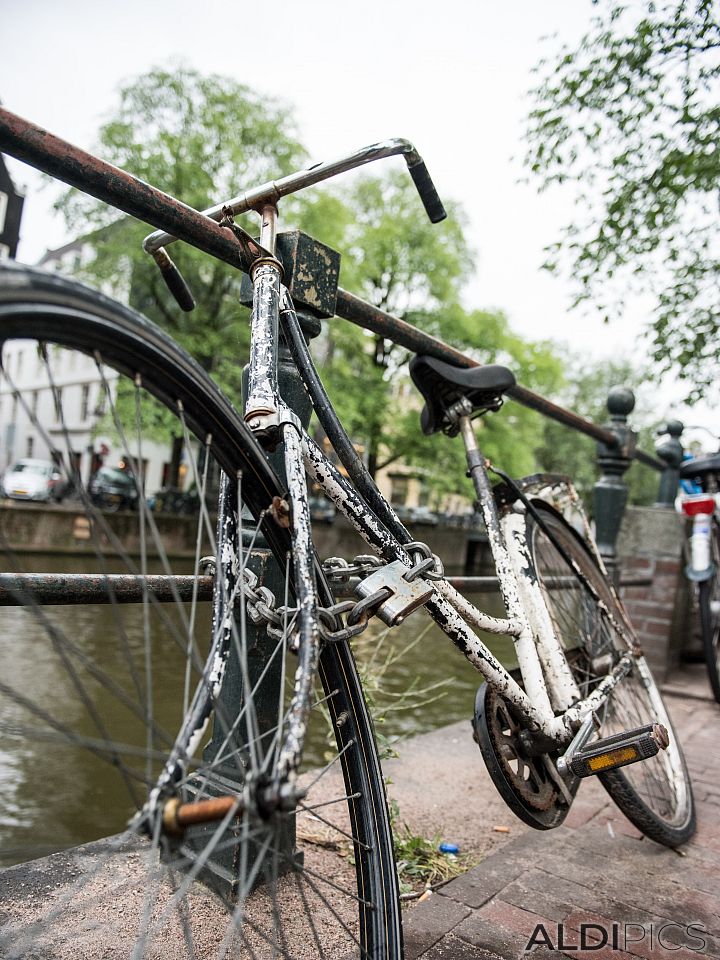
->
xmin=241 ymin=204 xmax=321 ymax=785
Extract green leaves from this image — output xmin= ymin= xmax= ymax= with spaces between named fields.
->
xmin=533 ymin=351 xmax=660 ymax=507
xmin=55 ymin=65 xmax=307 ymax=406
xmin=524 ymin=1 xmax=720 ymax=401
xmin=56 ymin=64 xmax=611 ymax=508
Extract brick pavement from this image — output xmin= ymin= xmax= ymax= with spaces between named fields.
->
xmin=401 ymin=665 xmax=720 ymax=960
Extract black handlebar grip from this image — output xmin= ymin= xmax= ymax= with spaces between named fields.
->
xmin=155 ymin=248 xmax=196 ymax=312
xmin=407 ymin=159 xmax=447 ymax=224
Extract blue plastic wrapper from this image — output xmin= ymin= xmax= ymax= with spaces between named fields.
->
xmin=438 ymin=842 xmax=459 ymax=855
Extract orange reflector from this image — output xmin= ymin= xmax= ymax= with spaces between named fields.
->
xmin=587 ymin=746 xmax=640 ymax=772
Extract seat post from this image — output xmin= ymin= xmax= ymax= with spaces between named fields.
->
xmin=458 ymin=415 xmax=525 ymax=623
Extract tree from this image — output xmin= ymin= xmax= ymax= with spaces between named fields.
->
xmin=55 ymin=66 xmax=317 ymax=486
xmin=294 ymin=172 xmax=567 ymax=498
xmin=534 ymin=354 xmax=661 ymax=509
xmin=55 ymin=65 xmax=569 ymax=503
xmin=314 ymin=171 xmax=475 ymax=477
xmin=57 ymin=64 xmax=308 ymax=402
xmin=524 ymin=1 xmax=720 ymax=401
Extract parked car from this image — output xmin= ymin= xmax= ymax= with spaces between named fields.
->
xmin=1 ymin=459 xmax=65 ymax=502
xmin=439 ymin=511 xmax=468 ymax=528
xmin=410 ymin=506 xmax=439 ymax=526
xmin=309 ymin=494 xmax=336 ymax=525
xmin=149 ymin=485 xmax=201 ymax=515
xmin=391 ymin=504 xmax=439 ymax=526
xmin=88 ymin=466 xmax=139 ymax=511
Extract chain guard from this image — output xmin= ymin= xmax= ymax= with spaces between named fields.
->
xmin=472 ymin=683 xmax=575 ymax=830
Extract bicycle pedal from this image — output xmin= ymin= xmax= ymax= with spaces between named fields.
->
xmin=563 ymin=723 xmax=669 ymax=779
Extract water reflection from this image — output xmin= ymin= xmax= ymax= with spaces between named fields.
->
xmin=0 ymin=554 xmax=511 ymax=865
xmin=1 ymin=554 xmax=207 ymax=864
xmin=353 ymin=602 xmax=515 ymax=746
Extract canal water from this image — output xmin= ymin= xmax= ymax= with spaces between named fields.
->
xmin=0 ymin=555 xmax=512 ymax=866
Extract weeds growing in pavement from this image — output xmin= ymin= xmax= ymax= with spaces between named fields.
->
xmin=389 ymin=799 xmax=469 ymax=897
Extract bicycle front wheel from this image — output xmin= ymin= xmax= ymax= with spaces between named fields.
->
xmin=699 ymin=519 xmax=720 ymax=704
xmin=526 ymin=504 xmax=695 ymax=848
xmin=0 ymin=262 xmax=401 ymax=959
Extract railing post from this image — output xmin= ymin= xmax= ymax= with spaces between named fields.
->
xmin=186 ymin=316 xmax=320 ymax=901
xmin=189 ymin=234 xmax=337 ymax=900
xmin=593 ymin=387 xmax=637 ymax=582
xmin=655 ymin=419 xmax=684 ymax=507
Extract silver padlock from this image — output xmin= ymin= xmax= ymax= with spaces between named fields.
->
xmin=354 ymin=560 xmax=434 ymax=626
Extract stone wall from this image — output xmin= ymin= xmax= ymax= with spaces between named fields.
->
xmin=0 ymin=501 xmax=488 ymax=573
xmin=617 ymin=505 xmax=690 ymax=682
xmin=3 ymin=501 xmax=686 ymax=680
xmin=312 ymin=518 xmax=486 ymax=573
xmin=0 ymin=500 xmax=206 ymax=557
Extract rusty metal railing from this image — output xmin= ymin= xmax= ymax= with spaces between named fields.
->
xmin=332 ymin=291 xmax=671 ymax=577
xmin=0 ymin=105 xmax=671 ymax=579
xmin=334 ymin=289 xmax=663 ymax=467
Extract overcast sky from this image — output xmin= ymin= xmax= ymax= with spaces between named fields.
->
xmin=1 ymin=0 xmax=714 ymax=438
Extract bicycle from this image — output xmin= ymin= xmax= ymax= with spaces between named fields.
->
xmin=0 ymin=106 xmax=695 ymax=959
xmin=671 ymin=432 xmax=720 ymax=704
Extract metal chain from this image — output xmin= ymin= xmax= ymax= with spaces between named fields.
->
xmin=202 ymin=545 xmax=442 ymax=646
xmin=238 ymin=565 xmax=377 ymax=646
xmin=321 ymin=554 xmax=384 ymax=582
xmin=322 ymin=543 xmax=444 ymax=582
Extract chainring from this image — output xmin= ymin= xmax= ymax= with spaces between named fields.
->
xmin=472 ymin=683 xmax=574 ymax=830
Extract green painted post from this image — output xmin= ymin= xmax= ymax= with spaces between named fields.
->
xmin=185 ymin=235 xmax=337 ymax=901
xmin=593 ymin=387 xmax=637 ymax=583
xmin=655 ymin=420 xmax=684 ymax=507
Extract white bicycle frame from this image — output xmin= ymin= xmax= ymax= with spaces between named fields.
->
xmin=299 ymin=413 xmax=632 ymax=745
xmin=142 ymin=155 xmax=635 ymax=752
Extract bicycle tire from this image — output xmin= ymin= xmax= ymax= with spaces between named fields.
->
xmin=526 ymin=503 xmax=696 ymax=848
xmin=0 ymin=261 xmax=401 ymax=959
xmin=698 ymin=519 xmax=720 ymax=704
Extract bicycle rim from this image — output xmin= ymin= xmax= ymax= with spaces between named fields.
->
xmin=527 ymin=504 xmax=695 ymax=847
xmin=699 ymin=520 xmax=720 ymax=704
xmin=0 ymin=262 xmax=401 ymax=958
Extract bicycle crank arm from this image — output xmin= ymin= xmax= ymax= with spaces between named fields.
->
xmin=557 ymin=722 xmax=670 ymax=779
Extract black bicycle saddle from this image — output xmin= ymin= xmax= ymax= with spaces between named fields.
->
xmin=679 ymin=454 xmax=720 ymax=481
xmin=409 ymin=355 xmax=516 ymax=435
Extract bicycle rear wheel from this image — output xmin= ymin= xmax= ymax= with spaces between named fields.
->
xmin=0 ymin=262 xmax=401 ymax=958
xmin=526 ymin=504 xmax=695 ymax=848
xmin=699 ymin=519 xmax=720 ymax=704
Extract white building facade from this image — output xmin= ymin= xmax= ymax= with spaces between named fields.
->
xmin=0 ymin=240 xmax=186 ymax=493
xmin=0 ymin=339 xmax=176 ymax=493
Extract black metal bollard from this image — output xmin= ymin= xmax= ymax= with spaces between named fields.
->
xmin=655 ymin=419 xmax=684 ymax=507
xmin=593 ymin=387 xmax=637 ymax=583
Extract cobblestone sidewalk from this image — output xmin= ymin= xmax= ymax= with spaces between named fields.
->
xmin=400 ymin=665 xmax=719 ymax=960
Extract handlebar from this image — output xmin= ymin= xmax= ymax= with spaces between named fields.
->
xmin=143 ymin=138 xmax=446 ymax=256
xmin=142 ymin=139 xmax=446 ymax=310
xmin=0 ymin=107 xmax=446 ymax=314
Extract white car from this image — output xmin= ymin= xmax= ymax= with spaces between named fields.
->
xmin=1 ymin=459 xmax=64 ymax=502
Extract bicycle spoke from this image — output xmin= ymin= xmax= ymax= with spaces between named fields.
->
xmin=0 ymin=267 xmax=399 ymax=958
xmin=297 ymin=802 xmax=371 ymax=851
xmin=530 ymin=507 xmax=693 ymax=840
